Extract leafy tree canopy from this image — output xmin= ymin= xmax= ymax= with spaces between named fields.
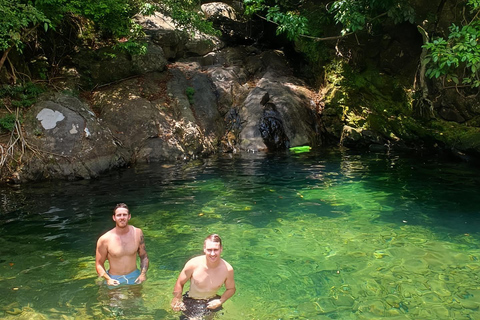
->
xmin=328 ymin=0 xmax=415 ymax=34
xmin=243 ymin=0 xmax=415 ymax=40
xmin=157 ymin=0 xmax=220 ymax=35
xmin=423 ymin=0 xmax=480 ymax=88
xmin=244 ymin=0 xmax=479 ymax=89
xmin=0 ymin=0 xmax=217 ymax=74
xmin=0 ymin=0 xmax=50 ymax=53
xmin=244 ymin=0 xmax=309 ymax=40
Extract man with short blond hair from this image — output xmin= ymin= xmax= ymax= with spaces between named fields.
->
xmin=171 ymin=234 xmax=236 ymax=319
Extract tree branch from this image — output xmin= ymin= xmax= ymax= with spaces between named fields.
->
xmin=0 ymin=46 xmax=13 ymax=73
xmin=255 ymin=13 xmax=352 ymax=41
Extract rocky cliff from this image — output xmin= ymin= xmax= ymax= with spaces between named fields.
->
xmin=2 ymin=1 xmax=479 ymax=183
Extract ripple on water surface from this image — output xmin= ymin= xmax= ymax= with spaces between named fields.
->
xmin=1 ymin=151 xmax=480 ymax=319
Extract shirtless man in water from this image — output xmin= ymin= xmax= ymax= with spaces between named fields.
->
xmin=171 ymin=234 xmax=236 ymax=319
xmin=95 ymin=203 xmax=149 ymax=287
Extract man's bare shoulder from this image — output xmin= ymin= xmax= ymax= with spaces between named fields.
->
xmin=133 ymin=226 xmax=144 ymax=237
xmin=221 ymin=259 xmax=234 ymax=271
xmin=189 ymin=255 xmax=205 ymax=263
xmin=185 ymin=255 xmax=205 ymax=267
xmin=97 ymin=228 xmax=115 ymax=243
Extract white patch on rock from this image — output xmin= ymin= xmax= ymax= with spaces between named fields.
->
xmin=70 ymin=123 xmax=79 ymax=134
xmin=36 ymin=108 xmax=65 ymax=130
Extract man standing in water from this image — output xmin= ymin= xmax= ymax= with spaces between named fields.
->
xmin=95 ymin=203 xmax=149 ymax=286
xmin=171 ymin=234 xmax=236 ymax=319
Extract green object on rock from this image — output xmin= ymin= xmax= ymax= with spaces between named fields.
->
xmin=289 ymin=146 xmax=311 ymax=153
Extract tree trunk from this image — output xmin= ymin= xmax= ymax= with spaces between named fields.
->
xmin=415 ymin=25 xmax=434 ymax=119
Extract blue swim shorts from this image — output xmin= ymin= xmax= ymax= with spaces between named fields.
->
xmin=106 ymin=269 xmax=141 ymax=287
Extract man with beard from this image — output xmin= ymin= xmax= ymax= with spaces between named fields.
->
xmin=171 ymin=234 xmax=236 ymax=319
xmin=95 ymin=203 xmax=149 ymax=287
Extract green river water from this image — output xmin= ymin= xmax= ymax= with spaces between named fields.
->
xmin=1 ymin=149 xmax=480 ymax=319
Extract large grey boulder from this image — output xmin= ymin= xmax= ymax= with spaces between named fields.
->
xmin=21 ymin=93 xmax=124 ymax=181
xmin=201 ymin=2 xmax=238 ymax=20
xmin=236 ymin=51 xmax=320 ymax=151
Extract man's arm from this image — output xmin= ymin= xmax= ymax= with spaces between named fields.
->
xmin=171 ymin=262 xmax=193 ymax=311
xmin=220 ymin=267 xmax=236 ymax=304
xmin=135 ymin=229 xmax=149 ymax=284
xmin=95 ymin=237 xmax=119 ymax=286
xmin=207 ymin=265 xmax=236 ymax=310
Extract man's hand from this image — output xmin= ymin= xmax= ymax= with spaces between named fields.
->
xmin=206 ymin=299 xmax=222 ymax=309
xmin=135 ymin=273 xmax=146 ymax=284
xmin=106 ymin=279 xmax=120 ymax=286
xmin=171 ymin=298 xmax=185 ymax=312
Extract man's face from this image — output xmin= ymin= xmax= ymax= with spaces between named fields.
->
xmin=203 ymin=240 xmax=222 ymax=263
xmin=113 ymin=208 xmax=130 ymax=228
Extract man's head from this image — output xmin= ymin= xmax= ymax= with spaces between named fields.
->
xmin=113 ymin=203 xmax=129 ymax=214
xmin=204 ymin=234 xmax=222 ymax=246
xmin=112 ymin=203 xmax=130 ymax=228
xmin=203 ymin=234 xmax=223 ymax=263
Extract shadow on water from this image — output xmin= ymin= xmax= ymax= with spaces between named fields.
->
xmin=344 ymin=151 xmax=480 ymax=233
xmin=1 ymin=148 xmax=480 ymax=319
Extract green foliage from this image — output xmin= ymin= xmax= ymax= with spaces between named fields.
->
xmin=1 ymin=83 xmax=36 ymax=99
xmin=32 ymin=0 xmax=150 ymax=38
xmin=244 ymin=0 xmax=415 ymax=40
xmin=244 ymin=0 xmax=308 ymax=40
xmin=0 ymin=113 xmax=17 ymax=132
xmin=113 ymin=40 xmax=148 ymax=56
xmin=324 ymin=59 xmax=415 ymax=141
xmin=0 ymin=0 xmax=226 ymax=93
xmin=0 ymin=82 xmax=45 ymax=109
xmin=0 ymin=0 xmax=156 ymax=77
xmin=0 ymin=0 xmax=51 ymax=53
xmin=157 ymin=0 xmax=220 ymax=35
xmin=423 ymin=1 xmax=480 ymax=87
xmin=1 ymin=0 xmax=220 ymax=77
xmin=244 ymin=0 xmax=266 ymax=16
xmin=295 ymin=38 xmax=327 ymax=66
xmin=427 ymin=120 xmax=480 ymax=150
xmin=328 ymin=0 xmax=415 ymax=35
xmin=186 ymin=86 xmax=195 ymax=104
xmin=291 ymin=6 xmax=331 ymax=71
xmin=470 ymin=0 xmax=480 ymax=10
xmin=0 ymin=82 xmax=44 ymax=132
xmin=266 ymin=7 xmax=308 ymax=40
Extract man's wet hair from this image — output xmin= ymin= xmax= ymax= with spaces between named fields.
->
xmin=204 ymin=234 xmax=222 ymax=247
xmin=113 ymin=203 xmax=129 ymax=215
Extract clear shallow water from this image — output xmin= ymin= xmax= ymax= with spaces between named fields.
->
xmin=1 ymin=149 xmax=480 ymax=319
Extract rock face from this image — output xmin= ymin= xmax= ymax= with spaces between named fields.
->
xmin=74 ymin=43 xmax=169 ymax=89
xmin=21 ymin=94 xmax=124 ymax=181
xmin=238 ymin=51 xmax=321 ymax=151
xmin=9 ymin=1 xmax=476 ymax=183
xmin=11 ymin=9 xmax=322 ymax=182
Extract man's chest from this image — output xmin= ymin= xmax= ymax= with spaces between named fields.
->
xmin=107 ymin=235 xmax=137 ymax=257
xmin=192 ymin=268 xmax=226 ymax=289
